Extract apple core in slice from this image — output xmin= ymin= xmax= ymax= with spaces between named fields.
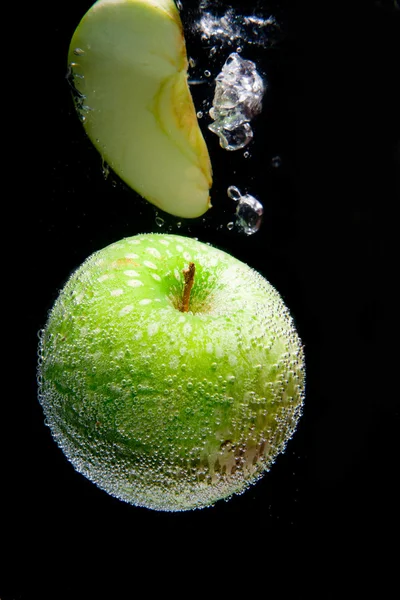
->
xmin=38 ymin=234 xmax=305 ymax=511
xmin=68 ymin=0 xmax=212 ymax=218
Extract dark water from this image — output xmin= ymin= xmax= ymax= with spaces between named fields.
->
xmin=6 ymin=0 xmax=399 ymax=594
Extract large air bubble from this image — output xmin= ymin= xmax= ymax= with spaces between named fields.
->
xmin=208 ymin=53 xmax=265 ymax=151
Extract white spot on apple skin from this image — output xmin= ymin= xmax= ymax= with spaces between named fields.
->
xmin=133 ymin=331 xmax=143 ymax=341
xmin=124 ymin=270 xmax=140 ymax=277
xmin=111 ymin=289 xmax=124 ymax=297
xmin=139 ymin=299 xmax=152 ymax=305
xmin=183 ymin=323 xmax=192 ymax=336
xmin=159 ymin=239 xmax=170 ymax=246
xmin=119 ymin=305 xmax=133 ymax=316
xmin=229 ymin=354 xmax=238 ymax=366
xmin=127 ymin=279 xmax=144 ymax=288
xmin=151 ymin=273 xmax=161 ymax=281
xmin=146 ymin=247 xmax=161 ymax=259
xmin=148 ymin=323 xmax=159 ymax=336
xmin=125 ymin=253 xmax=139 ymax=259
xmin=98 ymin=274 xmax=109 ymax=282
xmin=183 ymin=252 xmax=191 ymax=261
xmin=174 ymin=269 xmax=180 ymax=281
xmin=178 ymin=315 xmax=186 ymax=323
xmin=206 ymin=343 xmax=214 ymax=354
xmin=144 ymin=260 xmax=157 ymax=270
xmin=169 ymin=355 xmax=179 ymax=370
xmin=127 ymin=240 xmax=141 ymax=245
xmin=176 ymin=245 xmax=183 ymax=252
xmin=215 ymin=346 xmax=224 ymax=359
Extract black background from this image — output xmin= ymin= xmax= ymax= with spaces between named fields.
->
xmin=4 ymin=0 xmax=399 ymax=595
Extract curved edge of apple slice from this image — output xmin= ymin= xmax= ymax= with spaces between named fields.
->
xmin=68 ymin=0 xmax=213 ymax=219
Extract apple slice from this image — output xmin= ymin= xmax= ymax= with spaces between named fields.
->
xmin=68 ymin=0 xmax=212 ymax=218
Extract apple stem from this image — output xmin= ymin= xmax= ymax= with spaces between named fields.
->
xmin=181 ymin=262 xmax=195 ymax=312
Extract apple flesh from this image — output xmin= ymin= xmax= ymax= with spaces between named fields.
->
xmin=38 ymin=234 xmax=305 ymax=511
xmin=68 ymin=0 xmax=212 ymax=218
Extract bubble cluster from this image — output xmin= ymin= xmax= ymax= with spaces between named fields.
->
xmin=196 ymin=6 xmax=279 ymax=49
xmin=208 ymin=53 xmax=265 ymax=151
xmin=38 ymin=234 xmax=305 ymax=511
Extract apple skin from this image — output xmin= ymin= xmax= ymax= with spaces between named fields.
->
xmin=38 ymin=234 xmax=305 ymax=511
xmin=68 ymin=0 xmax=212 ymax=218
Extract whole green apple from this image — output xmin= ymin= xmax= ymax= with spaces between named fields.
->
xmin=38 ymin=234 xmax=305 ymax=511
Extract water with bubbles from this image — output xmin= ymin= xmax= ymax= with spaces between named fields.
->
xmin=208 ymin=52 xmax=265 ymax=151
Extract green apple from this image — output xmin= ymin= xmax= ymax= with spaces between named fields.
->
xmin=68 ymin=0 xmax=212 ymax=218
xmin=38 ymin=234 xmax=305 ymax=511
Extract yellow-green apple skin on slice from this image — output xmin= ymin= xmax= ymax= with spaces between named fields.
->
xmin=68 ymin=0 xmax=212 ymax=218
xmin=38 ymin=234 xmax=305 ymax=512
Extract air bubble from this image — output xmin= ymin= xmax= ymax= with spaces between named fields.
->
xmin=227 ymin=222 xmax=234 ymax=231
xmin=271 ymin=155 xmax=282 ymax=168
xmin=235 ymin=192 xmax=264 ymax=235
xmin=155 ymin=216 xmax=165 ymax=228
xmin=204 ymin=70 xmax=211 ymax=77
xmin=73 ymin=48 xmax=85 ymax=56
xmin=227 ymin=186 xmax=242 ymax=202
xmin=208 ymin=53 xmax=265 ymax=151
xmin=197 ymin=111 xmax=203 ymax=119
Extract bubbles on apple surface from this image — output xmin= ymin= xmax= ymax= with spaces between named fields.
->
xmin=38 ymin=234 xmax=305 ymax=512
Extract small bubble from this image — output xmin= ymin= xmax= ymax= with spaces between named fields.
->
xmin=176 ymin=0 xmax=183 ymax=10
xmin=236 ymin=194 xmax=264 ymax=235
xmin=102 ymin=160 xmax=110 ymax=180
xmin=236 ymin=46 xmax=242 ymax=53
xmin=227 ymin=186 xmax=242 ymax=202
xmin=204 ymin=70 xmax=211 ymax=77
xmin=197 ymin=111 xmax=203 ymax=119
xmin=155 ymin=216 xmax=165 ymax=228
xmin=211 ymin=362 xmax=218 ymax=370
xmin=227 ymin=222 xmax=234 ymax=230
xmin=189 ymin=57 xmax=196 ymax=68
xmin=73 ymin=48 xmax=85 ymax=56
xmin=271 ymin=155 xmax=282 ymax=168
xmin=176 ymin=221 xmax=182 ymax=228
xmin=243 ymin=151 xmax=250 ymax=158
